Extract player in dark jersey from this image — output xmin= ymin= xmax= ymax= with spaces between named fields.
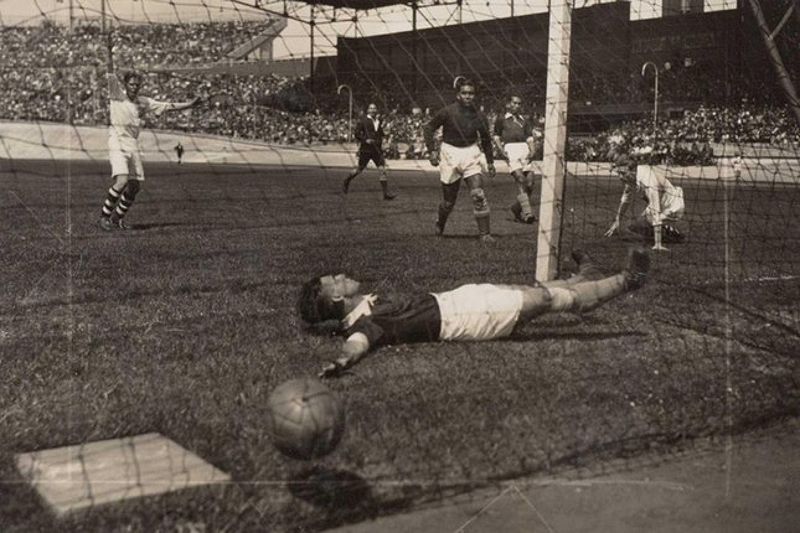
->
xmin=298 ymin=248 xmax=649 ymax=378
xmin=493 ymin=95 xmax=541 ymax=224
xmin=424 ymin=79 xmax=496 ymax=241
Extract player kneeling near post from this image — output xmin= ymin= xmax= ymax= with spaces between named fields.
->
xmin=604 ymin=155 xmax=686 ymax=251
xmin=298 ymin=248 xmax=649 ymax=378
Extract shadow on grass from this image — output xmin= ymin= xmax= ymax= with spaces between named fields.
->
xmin=289 ymin=466 xmax=372 ymax=509
xmin=288 ymin=465 xmax=481 ymax=531
xmin=510 ymin=330 xmax=648 ymax=342
xmin=439 ymin=234 xmax=490 ymax=240
xmin=130 ymin=222 xmax=198 ymax=230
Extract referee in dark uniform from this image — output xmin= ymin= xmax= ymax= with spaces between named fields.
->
xmin=343 ymin=103 xmax=396 ymax=200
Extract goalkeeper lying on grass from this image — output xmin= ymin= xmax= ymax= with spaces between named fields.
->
xmin=298 ymin=248 xmax=649 ymax=378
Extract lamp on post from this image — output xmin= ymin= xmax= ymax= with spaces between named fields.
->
xmin=337 ymin=84 xmax=353 ymax=143
xmin=641 ymin=61 xmax=660 ymax=134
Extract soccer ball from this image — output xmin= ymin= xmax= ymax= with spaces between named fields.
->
xmin=266 ymin=378 xmax=346 ymax=460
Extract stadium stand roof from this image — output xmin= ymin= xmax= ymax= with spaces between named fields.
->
xmin=298 ymin=1 xmax=409 ymax=8
xmin=226 ymin=17 xmax=288 ymax=60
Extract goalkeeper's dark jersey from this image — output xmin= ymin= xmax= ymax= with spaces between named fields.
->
xmin=343 ymin=293 xmax=441 ymax=348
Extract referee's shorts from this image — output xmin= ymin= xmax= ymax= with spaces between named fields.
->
xmin=357 ymin=144 xmax=386 ymax=168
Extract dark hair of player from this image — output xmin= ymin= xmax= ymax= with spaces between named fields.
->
xmin=123 ymin=71 xmax=143 ymax=84
xmin=297 ymin=276 xmax=346 ymax=325
xmin=455 ymin=78 xmax=475 ymax=92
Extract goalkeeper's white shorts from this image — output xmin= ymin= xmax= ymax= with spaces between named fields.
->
xmin=433 ymin=284 xmax=523 ymax=341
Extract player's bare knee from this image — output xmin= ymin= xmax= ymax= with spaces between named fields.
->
xmin=112 ymin=175 xmax=129 ymax=190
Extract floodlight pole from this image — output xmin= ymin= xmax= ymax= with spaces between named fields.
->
xmin=338 ymin=84 xmax=353 ymax=143
xmin=535 ymin=0 xmax=572 ymax=282
xmin=309 ymin=5 xmax=315 ymax=96
xmin=641 ymin=61 xmax=659 ymax=134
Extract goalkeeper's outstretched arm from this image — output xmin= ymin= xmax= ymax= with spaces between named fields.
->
xmin=604 ymin=183 xmax=633 ymax=237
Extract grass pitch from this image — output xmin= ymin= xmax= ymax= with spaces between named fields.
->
xmin=1 ymin=158 xmax=798 ymax=531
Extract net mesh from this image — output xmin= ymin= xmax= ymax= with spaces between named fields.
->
xmin=1 ymin=1 xmax=799 ymax=531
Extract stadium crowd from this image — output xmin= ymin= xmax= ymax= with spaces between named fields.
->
xmin=2 ymin=21 xmax=799 ymax=163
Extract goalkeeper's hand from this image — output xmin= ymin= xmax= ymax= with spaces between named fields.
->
xmin=318 ymin=357 xmax=352 ymax=379
xmin=604 ymin=220 xmax=620 ymax=237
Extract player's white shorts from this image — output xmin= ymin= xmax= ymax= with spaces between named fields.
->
xmin=108 ymin=134 xmax=145 ymax=180
xmin=643 ymin=186 xmax=685 ymax=225
xmin=439 ymin=142 xmax=484 ymax=184
xmin=433 ymin=284 xmax=523 ymax=341
xmin=504 ymin=142 xmax=531 ymax=173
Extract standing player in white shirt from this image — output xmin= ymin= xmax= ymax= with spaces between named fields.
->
xmin=97 ymin=70 xmax=200 ymax=231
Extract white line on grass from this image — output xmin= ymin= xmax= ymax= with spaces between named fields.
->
xmin=699 ymin=275 xmax=799 ymax=285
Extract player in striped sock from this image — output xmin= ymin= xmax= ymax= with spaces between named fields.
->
xmin=98 ymin=69 xmax=200 ymax=231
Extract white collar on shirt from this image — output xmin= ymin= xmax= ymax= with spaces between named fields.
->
xmin=342 ymin=294 xmax=377 ymax=329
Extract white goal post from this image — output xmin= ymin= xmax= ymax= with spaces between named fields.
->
xmin=536 ymin=0 xmax=572 ymax=282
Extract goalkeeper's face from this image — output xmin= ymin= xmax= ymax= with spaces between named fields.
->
xmin=319 ymin=274 xmax=361 ymax=301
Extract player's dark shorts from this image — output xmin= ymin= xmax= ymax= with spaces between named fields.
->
xmin=358 ymin=145 xmax=385 ymax=168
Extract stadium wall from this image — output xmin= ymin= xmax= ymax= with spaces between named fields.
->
xmin=2 ymin=121 xmax=794 ymax=182
xmin=0 ymin=122 xmax=358 ymax=168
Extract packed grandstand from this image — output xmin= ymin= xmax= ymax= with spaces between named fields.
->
xmin=1 ymin=8 xmax=798 ymax=166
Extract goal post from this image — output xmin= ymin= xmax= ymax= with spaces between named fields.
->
xmin=536 ymin=0 xmax=572 ymax=282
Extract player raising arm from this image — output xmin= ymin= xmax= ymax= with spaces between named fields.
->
xmin=298 ymin=248 xmax=649 ymax=378
xmin=604 ymin=155 xmax=686 ymax=251
xmin=97 ymin=70 xmax=200 ymax=231
xmin=424 ymin=79 xmax=496 ymax=241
